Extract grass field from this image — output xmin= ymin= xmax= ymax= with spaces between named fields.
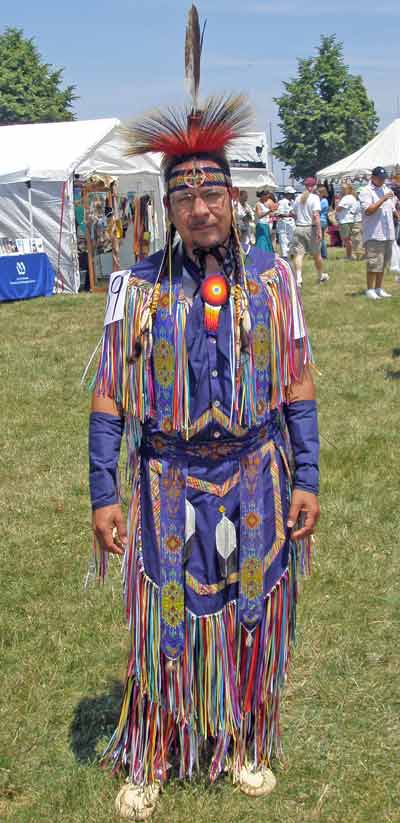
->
xmin=1 ymin=250 xmax=399 ymax=823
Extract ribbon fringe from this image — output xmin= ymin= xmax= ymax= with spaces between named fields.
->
xmin=101 ymin=539 xmax=307 ymax=786
xmin=263 ymin=259 xmax=313 ymax=409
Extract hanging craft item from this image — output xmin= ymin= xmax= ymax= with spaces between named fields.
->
xmin=200 ymin=273 xmax=229 ymax=333
xmin=216 ymin=505 xmax=237 ymax=579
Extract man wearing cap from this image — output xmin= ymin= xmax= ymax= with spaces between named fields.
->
xmin=276 ymin=186 xmax=296 ymax=260
xmin=359 ymin=167 xmax=398 ymax=299
xmin=290 ymin=177 xmax=329 ymax=286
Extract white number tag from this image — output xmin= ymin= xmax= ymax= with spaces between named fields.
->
xmin=103 ymin=270 xmax=130 ymax=326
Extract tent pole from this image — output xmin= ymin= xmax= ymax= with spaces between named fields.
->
xmin=27 ymin=181 xmax=33 ymax=239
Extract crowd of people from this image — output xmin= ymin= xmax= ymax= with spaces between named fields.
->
xmin=233 ymin=165 xmax=400 ymax=300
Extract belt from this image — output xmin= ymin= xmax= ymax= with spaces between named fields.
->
xmin=141 ymin=415 xmax=282 ymax=464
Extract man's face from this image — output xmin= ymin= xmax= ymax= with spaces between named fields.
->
xmin=239 ymin=191 xmax=248 ymax=205
xmin=371 ymin=175 xmax=386 ymax=187
xmin=166 ymin=159 xmax=232 ymax=254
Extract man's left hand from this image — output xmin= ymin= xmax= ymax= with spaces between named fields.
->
xmin=287 ymin=489 xmax=320 ymax=541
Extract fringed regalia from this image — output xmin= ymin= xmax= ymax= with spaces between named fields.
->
xmin=92 ymin=242 xmax=313 ymax=785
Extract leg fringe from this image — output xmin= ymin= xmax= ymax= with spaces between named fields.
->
xmin=101 ymin=542 xmax=301 ymax=786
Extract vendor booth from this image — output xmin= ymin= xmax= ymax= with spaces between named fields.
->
xmin=0 ymin=121 xmax=276 ymax=298
xmin=0 ymin=119 xmax=164 ymax=295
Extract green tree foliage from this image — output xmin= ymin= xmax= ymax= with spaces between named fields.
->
xmin=274 ymin=35 xmax=378 ymax=179
xmin=0 ymin=27 xmax=77 ymax=125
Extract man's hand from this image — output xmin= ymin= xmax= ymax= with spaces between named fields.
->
xmin=287 ymin=489 xmax=320 ymax=541
xmin=92 ymin=503 xmax=127 ymax=556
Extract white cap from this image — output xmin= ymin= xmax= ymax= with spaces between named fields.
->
xmin=284 ymin=185 xmax=296 ymax=194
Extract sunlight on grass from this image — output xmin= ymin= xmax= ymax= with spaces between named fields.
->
xmin=1 ymin=251 xmax=399 ymax=822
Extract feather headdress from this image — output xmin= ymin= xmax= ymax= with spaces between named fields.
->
xmin=123 ymin=5 xmax=253 ymax=180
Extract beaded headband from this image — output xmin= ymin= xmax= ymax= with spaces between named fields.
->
xmin=167 ymin=164 xmax=231 ymax=196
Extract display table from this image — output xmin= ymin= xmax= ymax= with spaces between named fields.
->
xmin=0 ymin=253 xmax=55 ymax=302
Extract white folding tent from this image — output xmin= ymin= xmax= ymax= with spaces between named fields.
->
xmin=317 ymin=118 xmax=400 ymax=183
xmin=0 ymin=119 xmax=164 ymax=293
xmin=0 ymin=121 xmax=276 ymax=293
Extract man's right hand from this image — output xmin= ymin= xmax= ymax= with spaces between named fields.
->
xmin=92 ymin=504 xmax=127 ymax=556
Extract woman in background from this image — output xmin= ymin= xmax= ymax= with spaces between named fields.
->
xmin=318 ymin=185 xmax=330 ymax=260
xmin=255 ymin=190 xmax=277 ymax=252
xmin=336 ymin=183 xmax=357 ymax=260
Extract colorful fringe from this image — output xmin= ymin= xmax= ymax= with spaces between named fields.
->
xmin=261 ymin=258 xmax=313 ymax=409
xmin=172 ymin=296 xmax=190 ymax=434
xmin=101 ymin=540 xmax=302 ymax=786
xmin=93 ymin=278 xmax=155 ymax=425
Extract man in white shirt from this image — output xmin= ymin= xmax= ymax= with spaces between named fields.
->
xmin=290 ymin=177 xmax=329 ymax=286
xmin=359 ymin=166 xmax=398 ymax=300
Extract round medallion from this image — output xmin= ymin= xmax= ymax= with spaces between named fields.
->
xmin=200 ymin=274 xmax=229 ymax=307
xmin=183 ymin=166 xmax=206 ymax=189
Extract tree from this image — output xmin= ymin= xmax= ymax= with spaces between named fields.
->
xmin=0 ymin=27 xmax=77 ymax=125
xmin=273 ymin=35 xmax=378 ymax=179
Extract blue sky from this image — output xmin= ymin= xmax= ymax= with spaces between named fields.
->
xmin=4 ymin=0 xmax=400 ymax=182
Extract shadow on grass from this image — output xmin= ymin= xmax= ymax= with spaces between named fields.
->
xmin=347 ymin=290 xmax=368 ymax=298
xmin=392 ymin=347 xmax=400 ymax=358
xmin=69 ymin=679 xmax=124 ymax=764
xmin=385 ymin=368 xmax=400 ymax=380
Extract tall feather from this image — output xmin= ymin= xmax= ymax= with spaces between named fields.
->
xmin=184 ymin=5 xmax=202 ymax=111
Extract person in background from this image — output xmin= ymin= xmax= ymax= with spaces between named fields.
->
xmin=336 ymin=183 xmax=358 ymax=260
xmin=290 ymin=177 xmax=329 ymax=286
xmin=231 ymin=186 xmax=240 ymax=220
xmin=350 ymin=188 xmax=364 ymax=260
xmin=276 ymin=186 xmax=296 ymax=260
xmin=255 ymin=190 xmax=277 ymax=252
xmin=267 ymin=192 xmax=279 ymax=248
xmin=324 ymin=179 xmax=336 ymax=209
xmin=359 ymin=166 xmax=399 ymax=300
xmin=389 ymin=178 xmax=400 ymax=244
xmin=236 ymin=189 xmax=255 ymax=247
xmin=318 ymin=185 xmax=330 ymax=260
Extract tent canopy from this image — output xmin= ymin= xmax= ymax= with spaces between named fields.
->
xmin=0 ymin=120 xmax=272 ymax=183
xmin=0 ymin=118 xmax=159 ymax=183
xmin=231 ymin=167 xmax=278 ymax=191
xmin=0 ymin=120 xmax=276 ymax=294
xmin=317 ymin=118 xmax=400 ymax=182
xmin=0 ymin=119 xmax=164 ymax=294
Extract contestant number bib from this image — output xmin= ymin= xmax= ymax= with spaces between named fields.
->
xmin=104 ymin=270 xmax=130 ymax=326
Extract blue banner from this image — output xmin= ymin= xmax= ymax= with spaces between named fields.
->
xmin=0 ymin=253 xmax=55 ymax=302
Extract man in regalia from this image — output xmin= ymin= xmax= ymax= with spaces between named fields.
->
xmin=88 ymin=6 xmax=320 ymax=820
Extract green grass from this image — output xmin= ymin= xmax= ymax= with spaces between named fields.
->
xmin=1 ymin=250 xmax=399 ymax=823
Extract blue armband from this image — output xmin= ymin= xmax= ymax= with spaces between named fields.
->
xmin=89 ymin=412 xmax=124 ymax=511
xmin=284 ymin=399 xmax=319 ymax=495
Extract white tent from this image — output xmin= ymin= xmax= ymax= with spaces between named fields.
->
xmin=231 ymin=167 xmax=278 ymax=191
xmin=317 ymin=118 xmax=400 ymax=183
xmin=228 ymin=132 xmax=278 ymax=190
xmin=0 ymin=121 xmax=276 ymax=293
xmin=0 ymin=119 xmax=164 ymax=293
